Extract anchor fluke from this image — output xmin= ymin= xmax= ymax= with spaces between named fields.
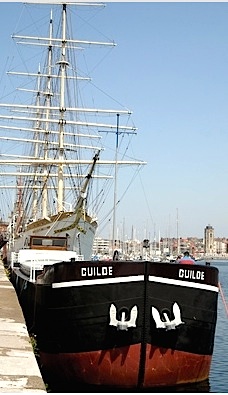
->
xmin=152 ymin=306 xmax=166 ymax=329
xmin=172 ymin=302 xmax=184 ymax=327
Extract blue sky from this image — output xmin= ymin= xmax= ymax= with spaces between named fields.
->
xmin=91 ymin=1 xmax=228 ymax=241
xmin=1 ymin=1 xmax=228 ymax=241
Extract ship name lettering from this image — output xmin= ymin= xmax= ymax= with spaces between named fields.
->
xmin=81 ymin=266 xmax=113 ymax=277
xmin=178 ymin=268 xmax=205 ymax=281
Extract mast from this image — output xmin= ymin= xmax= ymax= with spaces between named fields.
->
xmin=57 ymin=3 xmax=67 ymax=212
xmin=32 ymin=64 xmax=41 ymax=220
xmin=42 ymin=8 xmax=54 ymax=218
xmin=112 ymin=113 xmax=119 ymax=252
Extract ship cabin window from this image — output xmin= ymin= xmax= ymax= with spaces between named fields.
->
xmin=52 ymin=239 xmax=65 ymax=247
xmin=32 ymin=238 xmax=42 ymax=246
xmin=30 ymin=236 xmax=67 ymax=250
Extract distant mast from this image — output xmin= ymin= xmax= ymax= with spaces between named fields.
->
xmin=176 ymin=208 xmax=180 ymax=255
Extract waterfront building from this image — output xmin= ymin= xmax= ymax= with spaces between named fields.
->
xmin=204 ymin=225 xmax=215 ymax=255
xmin=93 ymin=224 xmax=228 ymax=260
xmin=214 ymin=238 xmax=228 ymax=255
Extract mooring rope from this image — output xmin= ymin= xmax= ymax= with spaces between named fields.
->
xmin=219 ymin=282 xmax=228 ymax=318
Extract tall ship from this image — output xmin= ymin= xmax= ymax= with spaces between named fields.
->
xmin=0 ymin=1 xmax=143 ymax=265
xmin=0 ymin=2 xmax=218 ymax=390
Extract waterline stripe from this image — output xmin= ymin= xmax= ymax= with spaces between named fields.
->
xmin=149 ymin=275 xmax=218 ymax=292
xmin=52 ymin=275 xmax=144 ymax=288
xmin=52 ymin=274 xmax=218 ymax=292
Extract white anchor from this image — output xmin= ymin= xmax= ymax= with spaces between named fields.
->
xmin=151 ymin=302 xmax=184 ymax=330
xmin=109 ymin=304 xmax=138 ymax=331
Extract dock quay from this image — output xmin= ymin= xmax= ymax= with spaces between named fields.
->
xmin=0 ymin=261 xmax=46 ymax=393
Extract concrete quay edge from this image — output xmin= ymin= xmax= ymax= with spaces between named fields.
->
xmin=0 ymin=261 xmax=46 ymax=393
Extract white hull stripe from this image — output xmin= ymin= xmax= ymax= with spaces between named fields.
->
xmin=149 ymin=275 xmax=218 ymax=292
xmin=52 ymin=274 xmax=218 ymax=292
xmin=52 ymin=275 xmax=144 ymax=288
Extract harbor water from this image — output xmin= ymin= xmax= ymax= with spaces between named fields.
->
xmin=47 ymin=260 xmax=228 ymax=393
xmin=208 ymin=260 xmax=228 ymax=393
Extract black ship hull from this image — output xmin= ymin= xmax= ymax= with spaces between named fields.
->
xmin=11 ymin=260 xmax=218 ymax=389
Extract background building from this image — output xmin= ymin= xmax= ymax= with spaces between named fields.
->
xmin=204 ymin=225 xmax=215 ymax=255
xmin=92 ymin=224 xmax=228 ymax=260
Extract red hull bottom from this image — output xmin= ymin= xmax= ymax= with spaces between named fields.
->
xmin=40 ymin=344 xmax=212 ymax=388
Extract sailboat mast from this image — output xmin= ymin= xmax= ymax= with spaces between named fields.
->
xmin=176 ymin=208 xmax=180 ymax=255
xmin=57 ymin=3 xmax=67 ymax=212
xmin=32 ymin=64 xmax=41 ymax=220
xmin=112 ymin=113 xmax=119 ymax=252
xmin=42 ymin=10 xmax=54 ymax=219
